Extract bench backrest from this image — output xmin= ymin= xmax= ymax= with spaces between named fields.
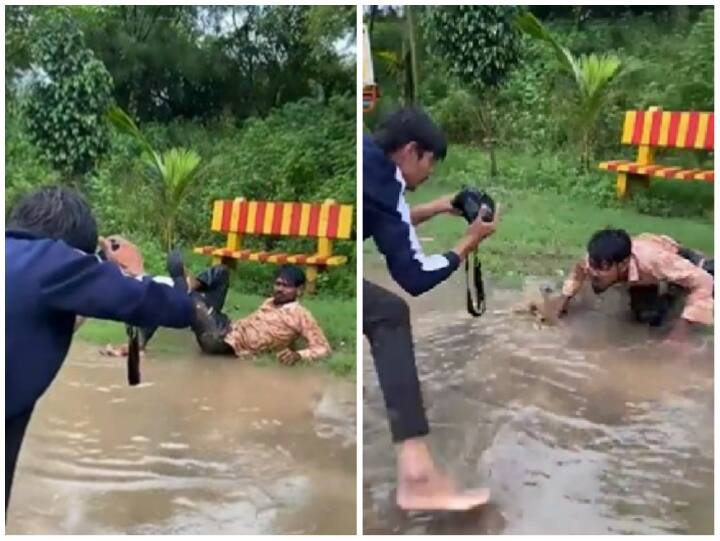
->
xmin=621 ymin=110 xmax=713 ymax=150
xmin=210 ymin=199 xmax=353 ymax=240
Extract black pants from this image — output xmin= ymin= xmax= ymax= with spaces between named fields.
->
xmin=6 ymin=407 xmax=33 ymax=512
xmin=141 ymin=265 xmax=234 ymax=355
xmin=363 ymin=280 xmax=429 ymax=443
xmin=629 ymin=249 xmax=714 ymax=326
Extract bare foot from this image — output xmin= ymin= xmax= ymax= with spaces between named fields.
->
xmin=397 ymin=471 xmax=490 ymax=511
xmin=396 ymin=438 xmax=490 ymax=511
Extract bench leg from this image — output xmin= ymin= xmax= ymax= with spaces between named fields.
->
xmin=616 ymin=173 xmax=629 ymax=199
xmin=305 ymin=266 xmax=318 ymax=295
xmin=617 ymin=173 xmax=649 ymax=199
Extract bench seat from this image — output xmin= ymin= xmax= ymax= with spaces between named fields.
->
xmin=599 ymin=160 xmax=714 ymax=182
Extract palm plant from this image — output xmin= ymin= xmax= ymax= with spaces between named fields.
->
xmin=106 ymin=106 xmax=203 ymax=251
xmin=516 ymin=11 xmax=622 ymax=170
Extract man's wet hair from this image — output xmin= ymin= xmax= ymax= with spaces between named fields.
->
xmin=8 ymin=186 xmax=98 ymax=254
xmin=373 ymin=107 xmax=447 ymax=161
xmin=587 ymin=228 xmax=632 ymax=268
xmin=276 ymin=264 xmax=306 ymax=288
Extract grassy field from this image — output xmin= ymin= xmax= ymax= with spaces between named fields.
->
xmin=365 ymin=145 xmax=713 ymax=288
xmin=77 ymin=287 xmax=356 ymax=378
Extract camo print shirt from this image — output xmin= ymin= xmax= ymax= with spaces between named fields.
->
xmin=562 ymin=234 xmax=713 ymax=325
xmin=223 ymin=299 xmax=331 ymax=360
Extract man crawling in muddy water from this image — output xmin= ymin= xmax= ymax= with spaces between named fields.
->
xmin=556 ymin=228 xmax=713 ymax=343
xmin=100 ymin=239 xmax=331 ymax=365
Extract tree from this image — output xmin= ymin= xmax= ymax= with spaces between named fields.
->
xmin=107 ymin=106 xmax=203 ymax=250
xmin=21 ymin=12 xmax=114 ymax=179
xmin=516 ymin=11 xmax=622 ymax=170
xmin=423 ymin=6 xmax=522 ymax=176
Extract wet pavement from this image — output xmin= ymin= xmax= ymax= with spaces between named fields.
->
xmin=7 ymin=332 xmax=356 ymax=534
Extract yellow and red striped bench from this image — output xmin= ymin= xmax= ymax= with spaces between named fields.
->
xmin=599 ymin=107 xmax=714 ymax=198
xmin=194 ymin=198 xmax=354 ymax=292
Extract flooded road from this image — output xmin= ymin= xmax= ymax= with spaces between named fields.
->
xmin=7 ymin=331 xmax=355 ymax=535
xmin=363 ymin=269 xmax=713 ymax=535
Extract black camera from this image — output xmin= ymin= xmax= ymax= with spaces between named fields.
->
xmin=452 ymin=188 xmax=495 ymax=224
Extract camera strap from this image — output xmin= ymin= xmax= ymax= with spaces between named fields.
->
xmin=126 ymin=325 xmax=141 ymax=385
xmin=465 ymin=249 xmax=486 ymax=317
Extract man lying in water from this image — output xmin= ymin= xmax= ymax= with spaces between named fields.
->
xmin=102 ymin=242 xmax=331 ymax=365
xmin=557 ymin=228 xmax=713 ymax=342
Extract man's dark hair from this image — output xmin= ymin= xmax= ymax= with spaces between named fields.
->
xmin=276 ymin=264 xmax=306 ymax=288
xmin=373 ymin=107 xmax=447 ymax=160
xmin=8 ymin=186 xmax=98 ymax=254
xmin=587 ymin=228 xmax=632 ymax=268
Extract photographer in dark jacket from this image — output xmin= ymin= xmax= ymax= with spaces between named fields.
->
xmin=364 ymin=108 xmax=500 ymax=510
xmin=5 ymin=186 xmax=195 ymax=511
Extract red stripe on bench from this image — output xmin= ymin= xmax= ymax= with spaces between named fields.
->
xmin=685 ymin=112 xmax=700 ymax=150
xmin=705 ymin=114 xmax=714 ymax=150
xmin=255 ymin=251 xmax=269 ymax=262
xmin=627 ymin=164 xmax=639 ymax=173
xmin=237 ymin=200 xmax=249 ymax=232
xmin=237 ymin=250 xmax=252 ymax=260
xmin=703 ymin=171 xmax=714 ymax=181
xmin=681 ymin=169 xmax=700 ymax=180
xmin=290 ymin=202 xmax=302 ymax=235
xmin=221 ymin=201 xmax=233 ymax=231
xmin=644 ymin=165 xmax=662 ymax=176
xmin=662 ymin=167 xmax=681 ymax=178
xmin=631 ymin=111 xmax=645 ymax=145
xmin=307 ymin=204 xmax=321 ymax=236
xmin=667 ymin=112 xmax=681 ymax=147
xmin=255 ymin=202 xmax=267 ymax=233
xmin=649 ymin=111 xmax=663 ymax=145
xmin=327 ymin=205 xmax=340 ymax=238
xmin=274 ymin=253 xmax=288 ymax=263
xmin=271 ymin=202 xmax=284 ymax=234
xmin=293 ymin=254 xmax=308 ymax=264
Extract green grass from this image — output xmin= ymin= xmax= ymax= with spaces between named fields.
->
xmin=365 ymin=146 xmax=713 ymax=289
xmin=76 ymin=287 xmax=356 ymax=378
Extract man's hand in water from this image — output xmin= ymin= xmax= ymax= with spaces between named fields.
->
xmin=277 ymin=349 xmax=301 ymax=366
xmin=556 ymin=295 xmax=571 ymax=318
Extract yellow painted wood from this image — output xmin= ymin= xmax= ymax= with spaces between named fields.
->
xmin=621 ymin=111 xmax=636 ymax=144
xmin=263 ymin=202 xmax=275 ymax=234
xmin=299 ymin=203 xmax=311 ymax=236
xmin=616 ymin=173 xmax=628 ymax=199
xmin=211 ymin=200 xmax=224 ymax=231
xmin=337 ymin=205 xmax=353 ymax=238
xmin=658 ymin=111 xmax=672 ymax=146
xmin=695 ymin=113 xmax=710 ymax=149
xmin=246 ymin=202 xmax=258 ymax=234
xmin=280 ymin=203 xmax=293 ymax=235
xmin=676 ymin=112 xmax=690 ymax=147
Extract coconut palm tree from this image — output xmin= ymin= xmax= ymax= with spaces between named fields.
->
xmin=516 ymin=11 xmax=622 ymax=170
xmin=106 ymin=106 xmax=203 ymax=251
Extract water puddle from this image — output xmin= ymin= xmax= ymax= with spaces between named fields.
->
xmin=363 ymin=269 xmax=713 ymax=534
xmin=7 ymin=332 xmax=355 ymax=534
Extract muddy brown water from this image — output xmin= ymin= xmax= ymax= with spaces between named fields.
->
xmin=363 ymin=268 xmax=713 ymax=535
xmin=6 ymin=331 xmax=356 ymax=535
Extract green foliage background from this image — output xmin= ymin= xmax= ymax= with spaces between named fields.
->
xmin=366 ymin=6 xmax=713 ymax=221
xmin=6 ymin=6 xmax=357 ymax=299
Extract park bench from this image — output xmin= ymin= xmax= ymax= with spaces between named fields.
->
xmin=194 ymin=198 xmax=354 ymax=293
xmin=599 ymin=106 xmax=714 ymax=198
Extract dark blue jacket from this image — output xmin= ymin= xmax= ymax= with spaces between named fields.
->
xmin=6 ymin=230 xmax=195 ymax=418
xmin=363 ymin=135 xmax=460 ymax=296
